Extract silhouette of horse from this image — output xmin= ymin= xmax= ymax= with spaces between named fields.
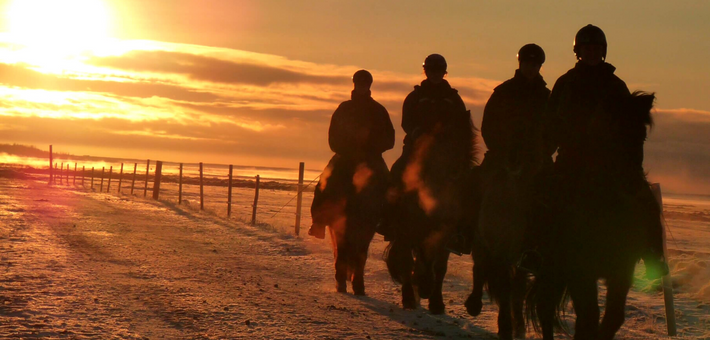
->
xmin=465 ymin=119 xmax=546 ymax=340
xmin=384 ymin=110 xmax=477 ymax=314
xmin=313 ymin=155 xmax=389 ymax=295
xmin=527 ymin=92 xmax=657 ymax=340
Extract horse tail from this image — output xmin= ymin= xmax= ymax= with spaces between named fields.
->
xmin=383 ymin=239 xmax=412 ymax=285
xmin=525 ymin=270 xmax=569 ymax=335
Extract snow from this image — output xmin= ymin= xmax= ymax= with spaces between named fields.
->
xmin=1 ymin=176 xmax=709 ymax=339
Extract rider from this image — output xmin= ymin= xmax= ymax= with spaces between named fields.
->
xmin=308 ymin=70 xmax=395 ymax=239
xmin=379 ymin=54 xmax=474 ymax=254
xmin=480 ymin=43 xmax=551 ymax=175
xmin=542 ymin=24 xmax=669 ymax=278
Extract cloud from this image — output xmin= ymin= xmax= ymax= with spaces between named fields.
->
xmin=87 ymin=50 xmax=349 ymax=87
xmin=645 ymin=108 xmax=710 ymax=194
xmin=0 ymin=63 xmax=222 ymax=102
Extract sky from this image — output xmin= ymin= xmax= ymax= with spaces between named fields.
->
xmin=0 ymin=0 xmax=708 ymax=194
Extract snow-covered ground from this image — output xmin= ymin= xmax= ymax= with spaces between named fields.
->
xmin=1 ymin=176 xmax=709 ymax=339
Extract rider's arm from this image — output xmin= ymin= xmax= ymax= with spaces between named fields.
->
xmin=328 ymin=103 xmax=352 ymax=155
xmin=481 ymin=89 xmax=505 ymax=153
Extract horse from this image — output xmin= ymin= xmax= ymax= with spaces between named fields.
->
xmin=465 ymin=119 xmax=547 ymax=340
xmin=312 ymin=154 xmax=389 ymax=295
xmin=527 ymin=92 xmax=657 ymax=340
xmin=383 ymin=109 xmax=477 ymax=314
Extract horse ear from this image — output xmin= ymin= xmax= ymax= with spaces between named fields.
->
xmin=632 ymin=91 xmax=655 ymax=127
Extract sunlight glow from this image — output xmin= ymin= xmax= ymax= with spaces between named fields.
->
xmin=8 ymin=0 xmax=111 ymax=49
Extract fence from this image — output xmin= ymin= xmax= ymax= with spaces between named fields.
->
xmin=43 ymin=146 xmax=316 ymax=236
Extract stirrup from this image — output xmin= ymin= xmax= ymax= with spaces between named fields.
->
xmin=516 ymin=250 xmax=543 ymax=276
xmin=445 ymin=234 xmax=471 ymax=256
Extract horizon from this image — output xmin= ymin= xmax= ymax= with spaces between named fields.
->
xmin=0 ymin=1 xmax=709 ymax=194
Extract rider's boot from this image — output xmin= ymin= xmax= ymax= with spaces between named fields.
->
xmin=308 ymin=223 xmax=326 ymax=239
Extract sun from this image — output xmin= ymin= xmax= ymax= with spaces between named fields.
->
xmin=7 ymin=0 xmax=111 ymax=49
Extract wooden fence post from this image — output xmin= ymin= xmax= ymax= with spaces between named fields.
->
xmin=178 ymin=163 xmax=183 ymax=204
xmin=152 ymin=161 xmax=163 ymax=200
xmin=48 ymin=145 xmax=53 ymax=185
xmin=66 ymin=164 xmax=70 ymax=184
xmin=651 ymin=183 xmax=677 ymax=336
xmin=227 ymin=165 xmax=233 ymax=217
xmin=130 ymin=163 xmax=137 ymax=195
xmin=199 ymin=162 xmax=204 ymax=210
xmin=295 ymin=162 xmax=305 ymax=236
xmin=107 ymin=166 xmax=113 ymax=192
xmin=118 ymin=163 xmax=124 ymax=194
xmin=100 ymin=167 xmax=105 ymax=192
xmin=60 ymin=162 xmax=64 ymax=185
xmin=81 ymin=166 xmax=85 ymax=187
xmin=91 ymin=167 xmax=94 ymax=189
xmin=252 ymin=175 xmax=260 ymax=225
xmin=73 ymin=163 xmax=77 ymax=186
xmin=144 ymin=159 xmax=150 ymax=197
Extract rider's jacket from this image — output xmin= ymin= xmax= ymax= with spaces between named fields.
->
xmin=481 ymin=70 xmax=550 ymax=165
xmin=401 ymin=79 xmax=469 ymax=148
xmin=328 ymin=90 xmax=395 ymax=158
xmin=544 ymin=62 xmax=631 ymax=169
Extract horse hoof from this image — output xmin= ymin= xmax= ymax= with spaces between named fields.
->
xmin=336 ymin=282 xmax=347 ymax=293
xmin=402 ymin=298 xmax=418 ymax=310
xmin=464 ymin=295 xmax=483 ymax=316
xmin=353 ymin=288 xmax=366 ymax=296
xmin=428 ymin=301 xmax=446 ymax=315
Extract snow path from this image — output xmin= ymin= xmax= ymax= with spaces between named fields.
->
xmin=0 ymin=178 xmax=707 ymax=339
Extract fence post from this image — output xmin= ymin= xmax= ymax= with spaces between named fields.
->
xmin=651 ymin=183 xmax=676 ymax=336
xmin=73 ymin=163 xmax=77 ymax=186
xmin=152 ymin=161 xmax=163 ymax=200
xmin=60 ymin=162 xmax=64 ymax=185
xmin=100 ymin=167 xmax=105 ymax=192
xmin=91 ymin=167 xmax=94 ymax=189
xmin=178 ymin=163 xmax=183 ymax=204
xmin=199 ymin=162 xmax=204 ymax=210
xmin=48 ymin=145 xmax=53 ymax=185
xmin=66 ymin=164 xmax=70 ymax=184
xmin=118 ymin=163 xmax=124 ymax=194
xmin=227 ymin=165 xmax=233 ymax=217
xmin=295 ymin=162 xmax=305 ymax=236
xmin=81 ymin=166 xmax=85 ymax=187
xmin=252 ymin=175 xmax=260 ymax=225
xmin=107 ymin=166 xmax=113 ymax=192
xmin=144 ymin=159 xmax=150 ymax=197
xmin=131 ymin=163 xmax=137 ymax=195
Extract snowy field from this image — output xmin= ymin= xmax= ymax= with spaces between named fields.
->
xmin=1 ymin=173 xmax=710 ymax=339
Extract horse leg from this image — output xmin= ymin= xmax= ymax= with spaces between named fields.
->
xmin=512 ymin=269 xmax=527 ymax=339
xmin=536 ymin=271 xmax=565 ymax=340
xmin=599 ymin=263 xmax=634 ymax=340
xmin=428 ymin=249 xmax=449 ymax=315
xmin=569 ymin=277 xmax=600 ymax=340
xmin=465 ymin=245 xmax=486 ymax=316
xmin=491 ymin=261 xmax=513 ymax=340
xmin=351 ymin=240 xmax=370 ymax=296
xmin=330 ymin=228 xmax=347 ymax=293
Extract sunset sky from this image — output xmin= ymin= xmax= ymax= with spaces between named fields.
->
xmin=0 ymin=0 xmax=708 ymax=194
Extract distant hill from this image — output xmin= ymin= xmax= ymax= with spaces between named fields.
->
xmin=0 ymin=144 xmax=72 ymax=158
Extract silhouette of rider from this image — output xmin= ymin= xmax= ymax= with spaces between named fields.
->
xmin=379 ymin=54 xmax=473 ymax=254
xmin=541 ymin=24 xmax=669 ymax=278
xmin=308 ymin=70 xmax=395 ymax=239
xmin=480 ymin=43 xmax=551 ymax=175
